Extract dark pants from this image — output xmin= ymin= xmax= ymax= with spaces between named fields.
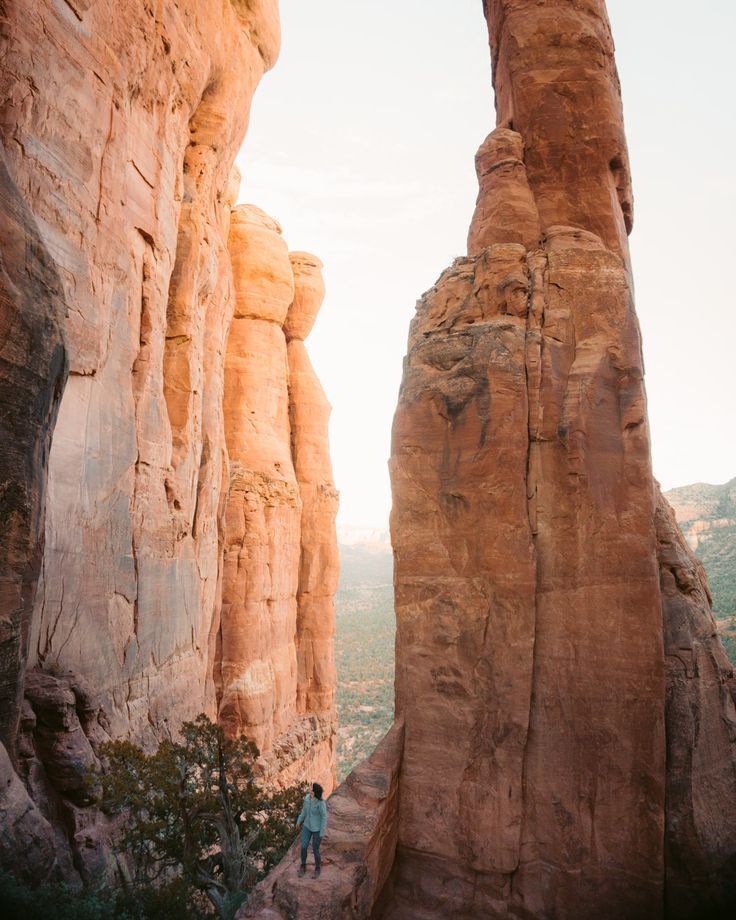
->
xmin=300 ymin=826 xmax=321 ymax=870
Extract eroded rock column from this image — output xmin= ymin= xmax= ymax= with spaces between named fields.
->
xmin=219 ymin=205 xmax=300 ymax=755
xmin=388 ymin=1 xmax=665 ymax=915
xmin=287 ymin=252 xmax=339 ymax=787
xmin=219 ymin=221 xmax=337 ymax=789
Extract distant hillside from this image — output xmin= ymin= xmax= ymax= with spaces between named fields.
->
xmin=665 ymin=478 xmax=736 ymax=616
xmin=665 ymin=478 xmax=736 ymax=663
xmin=334 ymin=537 xmax=395 ymax=781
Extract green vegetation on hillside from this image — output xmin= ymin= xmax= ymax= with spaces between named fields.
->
xmin=666 ymin=478 xmax=736 ymax=664
xmin=666 ymin=477 xmax=736 ymax=618
xmin=334 ymin=544 xmax=395 ymax=781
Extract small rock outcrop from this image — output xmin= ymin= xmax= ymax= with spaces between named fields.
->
xmin=240 ymin=721 xmax=403 ymax=920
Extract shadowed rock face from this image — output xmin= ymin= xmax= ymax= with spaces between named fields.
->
xmin=243 ymin=2 xmax=736 ymax=918
xmin=656 ymin=493 xmax=736 ymax=917
xmin=0 ymin=0 xmax=338 ymax=881
xmin=0 ymin=149 xmax=67 ymax=761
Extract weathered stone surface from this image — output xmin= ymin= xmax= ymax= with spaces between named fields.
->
xmin=219 ymin=205 xmax=300 ymax=756
xmin=0 ymin=147 xmax=67 ymax=760
xmin=382 ymin=2 xmax=733 ymax=918
xmin=288 ymin=253 xmax=339 ymax=787
xmin=0 ymin=739 xmax=59 ymax=884
xmin=0 ymin=0 xmax=280 ymax=748
xmin=239 ymin=720 xmax=403 ymax=920
xmin=218 ymin=225 xmax=337 ymax=790
xmin=388 ymin=234 xmax=664 ymax=917
xmin=483 ymin=0 xmax=633 ymax=259
xmin=16 ymin=667 xmax=121 ymax=886
xmin=0 ymin=0 xmax=338 ymax=880
xmin=467 ymin=128 xmax=541 ymax=254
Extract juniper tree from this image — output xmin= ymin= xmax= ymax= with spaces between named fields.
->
xmin=100 ymin=714 xmax=304 ymax=920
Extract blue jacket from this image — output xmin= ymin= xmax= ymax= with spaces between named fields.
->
xmin=297 ymin=793 xmax=328 ymax=837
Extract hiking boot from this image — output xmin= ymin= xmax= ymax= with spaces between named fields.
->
xmin=298 ymin=865 xmax=306 ymax=877
xmin=312 ymin=869 xmax=321 ymax=879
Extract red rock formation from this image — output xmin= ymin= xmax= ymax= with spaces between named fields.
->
xmin=219 ymin=227 xmax=336 ymax=790
xmin=0 ymin=148 xmax=67 ymax=762
xmin=0 ymin=0 xmax=279 ymax=747
xmin=656 ymin=492 xmax=736 ymax=917
xmin=287 ymin=253 xmax=339 ymax=729
xmin=379 ymin=3 xmax=736 ymax=916
xmin=246 ymin=2 xmax=735 ymax=917
xmin=386 ymin=4 xmax=666 ymax=913
xmin=0 ymin=0 xmax=338 ymax=880
xmin=219 ymin=205 xmax=299 ymax=755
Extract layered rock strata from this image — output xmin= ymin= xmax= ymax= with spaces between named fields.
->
xmin=0 ymin=0 xmax=338 ymax=883
xmin=219 ymin=205 xmax=300 ymax=754
xmin=287 ymin=253 xmax=340 ymax=726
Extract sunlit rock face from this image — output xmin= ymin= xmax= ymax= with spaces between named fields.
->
xmin=241 ymin=1 xmax=736 ymax=918
xmin=287 ymin=254 xmax=339 ymax=720
xmin=1 ymin=0 xmax=279 ymax=749
xmin=0 ymin=0 xmax=338 ymax=882
xmin=219 ymin=214 xmax=337 ymax=790
xmin=219 ymin=205 xmax=299 ymax=754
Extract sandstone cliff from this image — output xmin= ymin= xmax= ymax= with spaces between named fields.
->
xmin=244 ymin=1 xmax=736 ymax=918
xmin=0 ymin=0 xmax=337 ymax=884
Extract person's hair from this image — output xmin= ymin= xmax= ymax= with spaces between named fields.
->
xmin=312 ymin=782 xmax=324 ymax=800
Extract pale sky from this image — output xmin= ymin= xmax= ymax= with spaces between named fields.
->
xmin=236 ymin=0 xmax=736 ymax=527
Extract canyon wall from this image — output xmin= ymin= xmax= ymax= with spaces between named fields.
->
xmin=244 ymin=1 xmax=736 ymax=918
xmin=0 ymin=0 xmax=337 ymax=883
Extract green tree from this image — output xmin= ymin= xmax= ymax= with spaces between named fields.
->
xmin=100 ymin=714 xmax=304 ymax=920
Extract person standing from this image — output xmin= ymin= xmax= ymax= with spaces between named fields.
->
xmin=296 ymin=782 xmax=328 ymax=878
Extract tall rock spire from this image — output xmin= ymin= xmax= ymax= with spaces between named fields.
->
xmin=381 ymin=1 xmax=736 ymax=916
xmin=482 ymin=0 xmax=633 ymax=258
